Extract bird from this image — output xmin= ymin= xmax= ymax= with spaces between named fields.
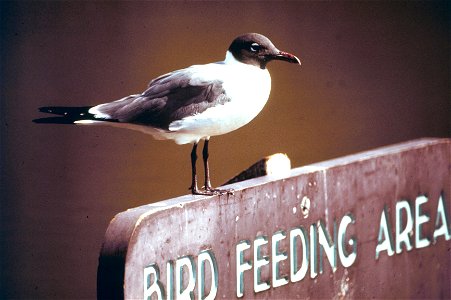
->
xmin=33 ymin=33 xmax=301 ymax=196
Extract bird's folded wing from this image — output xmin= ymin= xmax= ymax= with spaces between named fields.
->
xmin=91 ymin=67 xmax=230 ymax=130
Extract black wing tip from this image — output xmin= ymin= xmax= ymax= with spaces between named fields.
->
xmin=34 ymin=105 xmax=120 ymax=124
xmin=34 ymin=106 xmax=96 ymax=124
xmin=37 ymin=106 xmax=93 ymax=115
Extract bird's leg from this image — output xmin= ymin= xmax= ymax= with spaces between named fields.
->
xmin=202 ymin=139 xmax=213 ymax=190
xmin=189 ymin=142 xmax=217 ymax=196
xmin=202 ymin=139 xmax=234 ymax=195
xmin=189 ymin=143 xmax=202 ymax=194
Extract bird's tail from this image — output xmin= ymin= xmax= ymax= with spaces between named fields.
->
xmin=33 ymin=106 xmax=111 ymax=124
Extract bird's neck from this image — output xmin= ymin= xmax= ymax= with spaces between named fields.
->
xmin=223 ymin=51 xmax=266 ymax=70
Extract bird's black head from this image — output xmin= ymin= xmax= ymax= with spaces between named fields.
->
xmin=228 ymin=33 xmax=301 ymax=69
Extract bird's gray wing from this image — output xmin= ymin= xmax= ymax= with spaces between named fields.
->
xmin=93 ymin=68 xmax=230 ymax=130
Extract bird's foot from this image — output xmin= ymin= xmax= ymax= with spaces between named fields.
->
xmin=204 ymin=186 xmax=234 ymax=196
xmin=190 ymin=185 xmax=234 ymax=196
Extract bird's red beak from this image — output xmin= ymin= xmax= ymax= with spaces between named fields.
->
xmin=272 ymin=51 xmax=301 ymax=65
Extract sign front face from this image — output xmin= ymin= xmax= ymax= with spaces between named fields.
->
xmin=98 ymin=139 xmax=450 ymax=299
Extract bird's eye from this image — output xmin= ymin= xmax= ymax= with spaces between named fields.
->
xmin=250 ymin=43 xmax=261 ymax=52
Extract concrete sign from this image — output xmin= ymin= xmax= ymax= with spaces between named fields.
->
xmin=97 ymin=138 xmax=450 ymax=299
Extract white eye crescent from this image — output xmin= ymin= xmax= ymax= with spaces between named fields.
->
xmin=250 ymin=42 xmax=261 ymax=52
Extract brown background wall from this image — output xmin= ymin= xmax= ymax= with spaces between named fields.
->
xmin=1 ymin=1 xmax=449 ymax=298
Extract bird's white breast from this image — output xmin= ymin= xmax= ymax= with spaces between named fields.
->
xmin=167 ymin=52 xmax=272 ymax=144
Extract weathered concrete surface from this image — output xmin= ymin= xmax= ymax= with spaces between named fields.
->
xmin=98 ymin=138 xmax=450 ymax=299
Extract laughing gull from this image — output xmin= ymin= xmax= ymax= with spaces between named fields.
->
xmin=34 ymin=33 xmax=301 ymax=195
